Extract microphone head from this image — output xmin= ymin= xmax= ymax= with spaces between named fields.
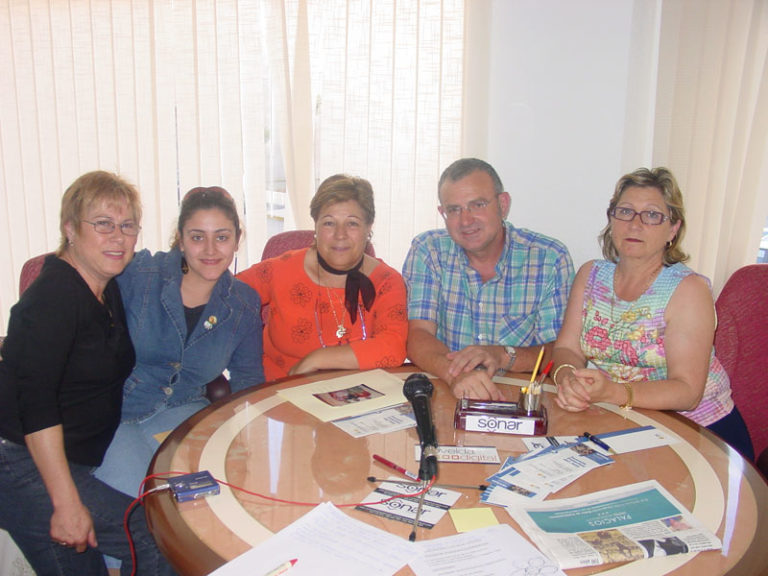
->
xmin=403 ymin=373 xmax=433 ymax=401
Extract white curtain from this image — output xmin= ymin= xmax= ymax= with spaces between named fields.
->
xmin=0 ymin=0 xmax=463 ymax=331
xmin=266 ymin=0 xmax=463 ymax=262
xmin=653 ymin=0 xmax=768 ymax=292
xmin=0 ymin=0 xmax=270 ymax=330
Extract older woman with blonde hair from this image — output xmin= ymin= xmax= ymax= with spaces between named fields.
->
xmin=551 ymin=167 xmax=753 ymax=460
xmin=0 ymin=171 xmax=174 ymax=575
xmin=238 ymin=174 xmax=408 ymax=381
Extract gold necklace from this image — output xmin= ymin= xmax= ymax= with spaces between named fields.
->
xmin=324 ymin=285 xmax=347 ymax=339
xmin=317 ymin=254 xmax=349 ymax=339
xmin=610 ymin=263 xmax=663 ymax=324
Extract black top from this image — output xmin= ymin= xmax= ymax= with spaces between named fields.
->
xmin=0 ymin=255 xmax=135 ymax=466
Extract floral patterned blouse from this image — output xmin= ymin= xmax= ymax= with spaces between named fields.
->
xmin=237 ymin=248 xmax=408 ymax=381
xmin=580 ymin=260 xmax=733 ymax=426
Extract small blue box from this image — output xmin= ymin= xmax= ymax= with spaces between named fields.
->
xmin=169 ymin=470 xmax=220 ymax=502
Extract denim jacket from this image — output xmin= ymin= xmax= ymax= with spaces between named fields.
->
xmin=117 ymin=249 xmax=264 ymax=422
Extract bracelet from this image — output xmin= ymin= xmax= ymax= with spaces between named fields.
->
xmin=619 ymin=381 xmax=634 ymax=411
xmin=552 ymin=364 xmax=576 ymax=389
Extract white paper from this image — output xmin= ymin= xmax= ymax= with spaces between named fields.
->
xmin=414 ymin=445 xmax=501 ymax=464
xmin=333 ymin=404 xmax=415 ymax=437
xmin=209 ymin=502 xmax=417 ymax=576
xmin=277 ymin=369 xmax=408 ymax=422
xmin=357 ymin=478 xmax=462 ymax=528
xmin=409 ymin=524 xmax=565 ymax=576
xmin=521 ymin=426 xmax=678 ymax=455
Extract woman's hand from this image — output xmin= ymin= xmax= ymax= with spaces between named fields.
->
xmin=554 ymin=367 xmax=598 ymax=411
xmin=50 ymin=500 xmax=98 ymax=552
xmin=555 ymin=367 xmax=625 ymax=411
xmin=25 ymin=426 xmax=99 ymax=553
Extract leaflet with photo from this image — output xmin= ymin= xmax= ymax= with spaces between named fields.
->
xmin=505 ymin=480 xmax=721 ymax=569
xmin=483 ymin=442 xmax=613 ymax=502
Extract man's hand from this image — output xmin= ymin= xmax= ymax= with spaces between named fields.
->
xmin=448 ymin=369 xmax=505 ymax=401
xmin=445 ymin=345 xmax=503 ymax=378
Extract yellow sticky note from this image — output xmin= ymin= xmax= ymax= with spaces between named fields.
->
xmin=449 ymin=507 xmax=499 ymax=533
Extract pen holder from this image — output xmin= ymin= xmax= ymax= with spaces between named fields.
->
xmin=519 ymin=388 xmax=542 ymax=415
xmin=454 ymin=398 xmax=548 ymax=435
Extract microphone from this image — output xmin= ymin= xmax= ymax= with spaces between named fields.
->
xmin=403 ymin=373 xmax=438 ymax=481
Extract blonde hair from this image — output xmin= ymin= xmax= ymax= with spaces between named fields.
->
xmin=599 ymin=167 xmax=688 ymax=265
xmin=58 ymin=171 xmax=142 ymax=255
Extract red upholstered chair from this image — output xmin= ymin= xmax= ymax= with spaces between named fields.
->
xmin=714 ymin=264 xmax=768 ymax=461
xmin=260 ymin=229 xmax=375 ymax=261
xmin=16 ymin=252 xmax=230 ymax=402
xmin=19 ymin=253 xmax=50 ymax=294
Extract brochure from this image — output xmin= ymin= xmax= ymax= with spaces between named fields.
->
xmin=481 ymin=442 xmax=613 ymax=505
xmin=506 ymin=480 xmax=721 ymax=569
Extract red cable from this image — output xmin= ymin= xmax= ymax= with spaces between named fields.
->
xmin=124 ymin=471 xmax=437 ymax=575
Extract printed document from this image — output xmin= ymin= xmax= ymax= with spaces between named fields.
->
xmin=409 ymin=523 xmax=565 ymax=576
xmin=506 ymin=480 xmax=721 ymax=569
xmin=208 ymin=502 xmax=416 ymax=575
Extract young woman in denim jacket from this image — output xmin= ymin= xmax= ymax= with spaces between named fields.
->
xmin=96 ymin=187 xmax=264 ymax=496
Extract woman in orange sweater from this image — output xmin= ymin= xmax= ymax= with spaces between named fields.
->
xmin=238 ymin=174 xmax=408 ymax=381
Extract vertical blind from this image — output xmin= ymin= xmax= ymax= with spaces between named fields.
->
xmin=0 ymin=0 xmax=465 ymax=330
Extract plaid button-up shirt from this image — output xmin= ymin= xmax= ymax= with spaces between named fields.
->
xmin=402 ymin=223 xmax=574 ymax=351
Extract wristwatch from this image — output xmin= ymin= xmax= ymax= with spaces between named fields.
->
xmin=502 ymin=345 xmax=517 ymax=372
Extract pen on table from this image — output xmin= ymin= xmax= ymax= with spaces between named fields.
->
xmin=373 ymin=454 xmax=419 ymax=481
xmin=263 ymin=558 xmax=297 ymax=576
xmin=366 ymin=476 xmax=488 ymax=491
xmin=582 ymin=432 xmax=617 ymax=455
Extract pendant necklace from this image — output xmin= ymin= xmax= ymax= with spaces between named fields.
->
xmin=318 ymin=254 xmax=347 ymax=339
xmin=325 ymin=285 xmax=347 ymax=339
xmin=611 ymin=263 xmax=663 ymax=324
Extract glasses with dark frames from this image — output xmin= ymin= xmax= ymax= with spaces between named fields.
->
xmin=610 ymin=207 xmax=670 ymax=226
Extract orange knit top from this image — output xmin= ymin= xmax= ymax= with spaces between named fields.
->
xmin=237 ymin=248 xmax=408 ymax=381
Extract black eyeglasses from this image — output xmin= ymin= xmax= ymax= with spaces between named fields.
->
xmin=610 ymin=207 xmax=670 ymax=226
xmin=82 ymin=219 xmax=141 ymax=236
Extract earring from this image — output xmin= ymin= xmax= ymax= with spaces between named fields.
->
xmin=665 ymin=240 xmax=673 ymax=249
xmin=181 ymin=255 xmax=189 ymax=274
xmin=68 ymin=239 xmax=74 ymax=246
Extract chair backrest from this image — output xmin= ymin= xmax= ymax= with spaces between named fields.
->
xmin=714 ymin=264 xmax=768 ymax=459
xmin=19 ymin=253 xmax=50 ymax=295
xmin=260 ymin=230 xmax=375 ymax=261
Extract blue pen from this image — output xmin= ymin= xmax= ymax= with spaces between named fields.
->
xmin=583 ymin=432 xmax=616 ymax=454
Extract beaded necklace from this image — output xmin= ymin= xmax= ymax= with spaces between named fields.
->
xmin=610 ymin=263 xmax=663 ymax=324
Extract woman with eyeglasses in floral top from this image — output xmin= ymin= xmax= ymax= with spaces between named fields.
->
xmin=551 ymin=167 xmax=753 ymax=460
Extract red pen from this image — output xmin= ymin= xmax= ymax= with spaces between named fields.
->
xmin=373 ymin=454 xmax=419 ymax=481
xmin=533 ymin=360 xmax=554 ymax=394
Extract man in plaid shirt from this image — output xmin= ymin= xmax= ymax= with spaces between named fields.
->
xmin=402 ymin=158 xmax=574 ymax=400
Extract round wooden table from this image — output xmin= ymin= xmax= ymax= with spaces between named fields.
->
xmin=144 ymin=367 xmax=768 ymax=576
